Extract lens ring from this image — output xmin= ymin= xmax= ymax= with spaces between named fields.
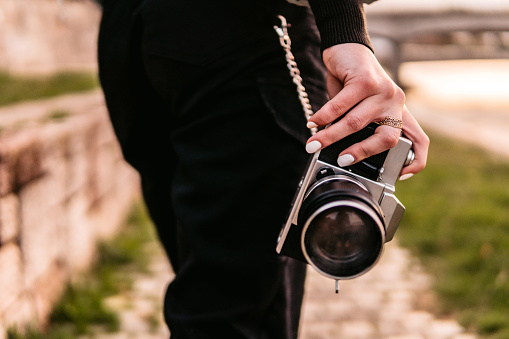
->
xmin=405 ymin=149 xmax=415 ymax=166
xmin=303 ymin=174 xmax=368 ymax=201
xmin=301 ymin=200 xmax=385 ymax=280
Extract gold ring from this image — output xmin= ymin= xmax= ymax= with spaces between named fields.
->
xmin=376 ymin=116 xmax=403 ymax=129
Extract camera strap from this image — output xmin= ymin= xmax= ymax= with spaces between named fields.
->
xmin=275 ymin=16 xmax=344 ymax=294
xmin=274 ymin=15 xmax=317 ymax=136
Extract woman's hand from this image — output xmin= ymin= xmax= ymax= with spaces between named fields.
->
xmin=398 ymin=104 xmax=429 ymax=179
xmin=305 ymin=43 xmax=429 ymax=178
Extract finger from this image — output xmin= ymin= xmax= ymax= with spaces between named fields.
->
xmin=399 ymin=105 xmax=430 ymax=177
xmin=307 ymin=80 xmax=376 ymax=128
xmin=335 ymin=125 xmax=401 ymax=167
xmin=306 ymin=96 xmax=388 ymax=150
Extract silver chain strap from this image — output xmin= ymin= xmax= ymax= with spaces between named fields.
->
xmin=274 ymin=15 xmax=317 ymax=135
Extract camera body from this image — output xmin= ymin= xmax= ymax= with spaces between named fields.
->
xmin=276 ymin=123 xmax=413 ymax=280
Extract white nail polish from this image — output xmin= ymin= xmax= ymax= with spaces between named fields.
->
xmin=305 ymin=140 xmax=322 ymax=153
xmin=307 ymin=121 xmax=318 ymax=129
xmin=337 ymin=154 xmax=355 ymax=167
xmin=399 ymin=173 xmax=414 ymax=181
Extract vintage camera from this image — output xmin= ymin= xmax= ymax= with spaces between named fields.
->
xmin=276 ymin=123 xmax=414 ymax=285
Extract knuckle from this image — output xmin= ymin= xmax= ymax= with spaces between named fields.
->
xmin=378 ymin=80 xmax=405 ymax=103
xmin=358 ymin=78 xmax=378 ymax=94
xmin=413 ymin=159 xmax=427 ymax=172
xmin=356 ymin=144 xmax=370 ymax=159
xmin=392 ymin=85 xmax=406 ymax=103
xmin=344 ymin=115 xmax=364 ymax=131
xmin=423 ymin=133 xmax=431 ymax=146
xmin=328 ymin=101 xmax=346 ymax=118
xmin=380 ymin=132 xmax=399 ymax=149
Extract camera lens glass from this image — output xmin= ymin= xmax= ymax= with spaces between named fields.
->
xmin=303 ymin=204 xmax=383 ymax=279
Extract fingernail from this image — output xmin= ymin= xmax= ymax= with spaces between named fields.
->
xmin=307 ymin=121 xmax=318 ymax=129
xmin=337 ymin=154 xmax=355 ymax=167
xmin=305 ymin=140 xmax=322 ymax=153
xmin=399 ymin=173 xmax=414 ymax=181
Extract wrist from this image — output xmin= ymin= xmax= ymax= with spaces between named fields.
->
xmin=322 ymin=43 xmax=375 ymax=70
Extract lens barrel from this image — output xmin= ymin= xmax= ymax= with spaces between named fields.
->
xmin=299 ymin=175 xmax=385 ymax=279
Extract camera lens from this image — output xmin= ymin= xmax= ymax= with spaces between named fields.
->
xmin=303 ymin=203 xmax=383 ymax=278
xmin=299 ymin=175 xmax=385 ymax=279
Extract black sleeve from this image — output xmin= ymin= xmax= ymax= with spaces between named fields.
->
xmin=307 ymin=0 xmax=373 ymax=52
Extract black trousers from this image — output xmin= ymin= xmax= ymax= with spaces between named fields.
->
xmin=99 ymin=1 xmax=327 ymax=337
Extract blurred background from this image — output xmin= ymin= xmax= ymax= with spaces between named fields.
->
xmin=0 ymin=0 xmax=508 ymax=338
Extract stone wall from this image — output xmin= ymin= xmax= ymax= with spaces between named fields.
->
xmin=0 ymin=91 xmax=140 ymax=335
xmin=0 ymin=0 xmax=101 ymax=74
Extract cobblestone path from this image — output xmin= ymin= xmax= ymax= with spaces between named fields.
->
xmin=91 ymin=240 xmax=476 ymax=339
xmin=299 ymin=241 xmax=476 ymax=339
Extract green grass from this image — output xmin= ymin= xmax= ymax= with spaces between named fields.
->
xmin=396 ymin=132 xmax=509 ymax=338
xmin=7 ymin=202 xmax=158 ymax=339
xmin=0 ymin=71 xmax=99 ymax=107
